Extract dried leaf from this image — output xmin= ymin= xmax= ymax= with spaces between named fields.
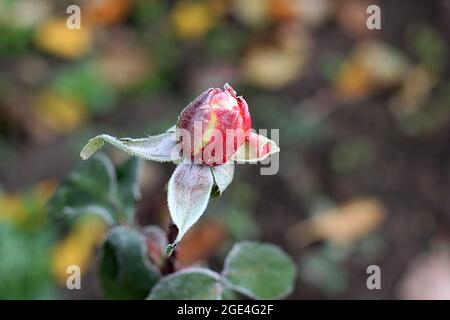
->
xmin=51 ymin=216 xmax=106 ymax=283
xmin=34 ymin=18 xmax=93 ymax=59
xmin=335 ymin=41 xmax=410 ymax=100
xmin=85 ymin=0 xmax=133 ymax=26
xmin=289 ymin=198 xmax=386 ymax=246
xmin=171 ymin=1 xmax=217 ymax=39
xmin=34 ymin=90 xmax=87 ymax=134
xmin=177 ymin=219 xmax=227 ymax=266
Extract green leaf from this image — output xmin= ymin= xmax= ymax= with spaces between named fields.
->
xmin=221 ymin=288 xmax=239 ymax=300
xmin=0 ymin=224 xmax=56 ymax=299
xmin=47 ymin=153 xmax=117 ymax=224
xmin=0 ymin=25 xmax=32 ymax=56
xmin=148 ymin=268 xmax=222 ymax=300
xmin=115 ymin=157 xmax=142 ymax=222
xmin=48 ymin=153 xmax=143 ymax=225
xmin=222 ymin=241 xmax=296 ymax=299
xmin=100 ymin=226 xmax=160 ymax=299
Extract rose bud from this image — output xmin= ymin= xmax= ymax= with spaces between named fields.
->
xmin=176 ymin=83 xmax=252 ymax=166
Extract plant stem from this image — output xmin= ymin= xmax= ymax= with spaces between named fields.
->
xmin=161 ymin=222 xmax=178 ymax=275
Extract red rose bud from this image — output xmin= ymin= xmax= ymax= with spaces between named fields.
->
xmin=176 ymin=84 xmax=252 ymax=166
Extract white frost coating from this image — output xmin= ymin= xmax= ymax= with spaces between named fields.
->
xmin=221 ymin=241 xmax=294 ymax=300
xmin=221 ymin=241 xmax=260 ymax=299
xmin=63 ymin=205 xmax=115 ymax=226
xmin=166 ymin=125 xmax=177 ymax=133
xmin=168 ymin=160 xmax=214 ymax=245
xmin=80 ymin=133 xmax=183 ymax=162
xmin=232 ymin=134 xmax=280 ymax=163
xmin=147 ymin=267 xmax=223 ymax=300
xmin=211 ymin=162 xmax=234 ymax=195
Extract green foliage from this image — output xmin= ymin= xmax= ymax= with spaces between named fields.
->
xmin=51 ymin=63 xmax=116 ymax=114
xmin=0 ymin=25 xmax=31 ymax=56
xmin=331 ymin=138 xmax=375 ymax=174
xmin=205 ymin=26 xmax=247 ymax=58
xmin=49 ymin=153 xmax=296 ymax=300
xmin=252 ymin=96 xmax=327 ymax=147
xmin=100 ymin=226 xmax=160 ymax=299
xmin=148 ymin=269 xmax=222 ymax=300
xmin=222 ymin=242 xmax=296 ymax=299
xmin=398 ymin=83 xmax=450 ymax=136
xmin=0 ymin=223 xmax=55 ymax=299
xmin=320 ymin=53 xmax=344 ymax=82
xmin=300 ymin=249 xmax=348 ymax=296
xmin=132 ymin=0 xmax=169 ymax=26
xmin=149 ymin=241 xmax=296 ymax=300
xmin=48 ymin=153 xmax=142 ymax=225
xmin=407 ymin=23 xmax=446 ymax=74
xmin=115 ymin=157 xmax=142 ymax=220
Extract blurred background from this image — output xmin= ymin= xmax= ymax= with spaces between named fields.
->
xmin=0 ymin=0 xmax=449 ymax=299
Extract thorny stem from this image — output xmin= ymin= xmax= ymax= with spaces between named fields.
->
xmin=161 ymin=222 xmax=179 ymax=275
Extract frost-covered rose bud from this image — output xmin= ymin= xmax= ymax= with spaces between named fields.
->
xmin=80 ymin=83 xmax=280 ymax=249
xmin=176 ymin=84 xmax=252 ymax=166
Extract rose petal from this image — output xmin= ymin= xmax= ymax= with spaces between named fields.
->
xmin=233 ymin=133 xmax=280 ymax=162
xmin=168 ymin=160 xmax=214 ymax=247
xmin=80 ymin=133 xmax=182 ymax=162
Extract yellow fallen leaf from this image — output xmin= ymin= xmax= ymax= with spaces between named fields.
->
xmin=97 ymin=40 xmax=151 ymax=89
xmin=171 ymin=1 xmax=217 ymax=40
xmin=268 ymin=0 xmax=298 ymax=21
xmin=295 ymin=0 xmax=333 ymax=28
xmin=289 ymin=198 xmax=386 ymax=246
xmin=51 ymin=216 xmax=107 ymax=284
xmin=0 ymin=180 xmax=56 ymax=225
xmin=334 ymin=60 xmax=373 ymax=100
xmin=242 ymin=46 xmax=306 ymax=90
xmin=84 ymin=0 xmax=133 ymax=26
xmin=242 ymin=23 xmax=311 ymax=90
xmin=34 ymin=90 xmax=87 ymax=134
xmin=232 ymin=0 xmax=332 ymax=28
xmin=335 ymin=41 xmax=409 ymax=100
xmin=231 ymin=0 xmax=270 ymax=27
xmin=34 ymin=18 xmax=93 ymax=59
xmin=390 ymin=65 xmax=436 ymax=116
